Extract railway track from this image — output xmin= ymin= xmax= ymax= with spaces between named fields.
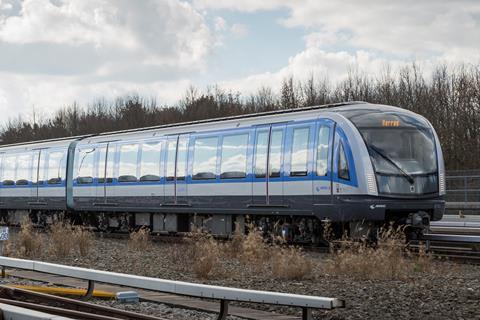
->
xmin=0 ymin=285 xmax=163 ymax=320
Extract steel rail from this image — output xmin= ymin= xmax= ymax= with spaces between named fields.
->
xmin=0 ymin=285 xmax=162 ymax=320
xmin=0 ymin=257 xmax=344 ymax=320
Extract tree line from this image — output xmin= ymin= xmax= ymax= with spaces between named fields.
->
xmin=1 ymin=64 xmax=479 ymax=170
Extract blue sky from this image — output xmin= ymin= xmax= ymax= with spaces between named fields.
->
xmin=0 ymin=0 xmax=478 ymax=120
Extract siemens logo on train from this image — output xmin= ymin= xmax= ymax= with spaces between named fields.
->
xmin=0 ymin=102 xmax=446 ymax=241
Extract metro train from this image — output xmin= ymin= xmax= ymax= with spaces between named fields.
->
xmin=0 ymin=101 xmax=445 ymax=241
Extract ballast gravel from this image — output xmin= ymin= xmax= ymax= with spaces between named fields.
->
xmin=4 ymin=232 xmax=480 ymax=320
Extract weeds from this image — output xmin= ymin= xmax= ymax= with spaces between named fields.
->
xmin=17 ymin=217 xmax=42 ymax=258
xmin=323 ymin=226 xmax=432 ymax=280
xmin=73 ymin=226 xmax=94 ymax=256
xmin=48 ymin=219 xmax=75 ymax=258
xmin=190 ymin=233 xmax=221 ymax=278
xmin=128 ymin=227 xmax=151 ymax=251
xmin=271 ymin=246 xmax=312 ymax=279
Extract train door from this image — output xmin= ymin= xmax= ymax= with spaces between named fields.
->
xmin=94 ymin=142 xmax=115 ymax=207
xmin=313 ymin=119 xmax=335 ymax=215
xmin=252 ymin=123 xmax=286 ymax=206
xmin=31 ymin=149 xmax=43 ymax=205
xmin=284 ymin=121 xmax=316 ymax=210
xmin=164 ymin=134 xmax=189 ymax=205
xmin=332 ymin=127 xmax=356 ymax=199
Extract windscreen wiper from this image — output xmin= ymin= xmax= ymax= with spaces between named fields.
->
xmin=368 ymin=145 xmax=415 ymax=184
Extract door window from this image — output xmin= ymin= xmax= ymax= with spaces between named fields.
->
xmin=290 ymin=127 xmax=310 ymax=176
xmin=316 ymin=125 xmax=330 ymax=176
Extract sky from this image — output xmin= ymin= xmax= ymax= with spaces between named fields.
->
xmin=0 ymin=0 xmax=478 ymax=120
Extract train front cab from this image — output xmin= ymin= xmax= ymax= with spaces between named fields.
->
xmin=329 ymin=106 xmax=446 ymax=236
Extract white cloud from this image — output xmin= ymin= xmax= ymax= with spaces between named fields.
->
xmin=194 ymin=0 xmax=480 ymax=63
xmin=230 ymin=23 xmax=248 ymax=38
xmin=214 ymin=16 xmax=226 ymax=31
xmin=0 ymin=0 xmax=213 ymax=71
xmin=0 ymin=72 xmax=193 ymax=120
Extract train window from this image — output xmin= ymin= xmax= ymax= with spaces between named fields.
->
xmin=118 ymin=144 xmax=139 ymax=183
xmin=176 ymin=138 xmax=188 ymax=180
xmin=140 ymin=141 xmax=162 ymax=182
xmin=338 ymin=142 xmax=350 ymax=180
xmin=47 ymin=151 xmax=65 ymax=184
xmin=290 ymin=127 xmax=310 ymax=176
xmin=97 ymin=146 xmax=115 ymax=184
xmin=316 ymin=125 xmax=330 ymax=176
xmin=166 ymin=140 xmax=176 ymax=181
xmin=220 ymin=133 xmax=248 ymax=179
xmin=34 ymin=151 xmax=47 ymax=185
xmin=269 ymin=130 xmax=283 ymax=178
xmin=77 ymin=148 xmax=95 ymax=184
xmin=2 ymin=155 xmax=16 ymax=185
xmin=254 ymin=131 xmax=268 ymax=178
xmin=193 ymin=136 xmax=218 ymax=180
xmin=16 ymin=153 xmax=32 ymax=185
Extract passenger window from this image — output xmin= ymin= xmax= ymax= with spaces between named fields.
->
xmin=290 ymin=127 xmax=310 ymax=176
xmin=166 ymin=140 xmax=176 ymax=181
xmin=97 ymin=146 xmax=115 ymax=184
xmin=269 ymin=130 xmax=283 ymax=178
xmin=176 ymin=139 xmax=188 ymax=181
xmin=193 ymin=137 xmax=218 ymax=180
xmin=2 ymin=155 xmax=16 ymax=185
xmin=338 ymin=142 xmax=350 ymax=180
xmin=316 ymin=125 xmax=330 ymax=176
xmin=254 ymin=131 xmax=268 ymax=178
xmin=220 ymin=134 xmax=248 ymax=179
xmin=118 ymin=144 xmax=139 ymax=182
xmin=77 ymin=148 xmax=95 ymax=184
xmin=140 ymin=141 xmax=162 ymax=182
xmin=16 ymin=153 xmax=32 ymax=185
xmin=47 ymin=151 xmax=65 ymax=184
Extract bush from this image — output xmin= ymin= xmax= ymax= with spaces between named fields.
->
xmin=323 ymin=226 xmax=432 ymax=280
xmin=17 ymin=217 xmax=42 ymax=258
xmin=128 ymin=227 xmax=151 ymax=251
xmin=48 ymin=219 xmax=75 ymax=258
xmin=73 ymin=226 xmax=94 ymax=256
xmin=190 ymin=234 xmax=221 ymax=279
xmin=271 ymin=246 xmax=312 ymax=280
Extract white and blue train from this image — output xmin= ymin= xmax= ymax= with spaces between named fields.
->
xmin=0 ymin=102 xmax=445 ymax=241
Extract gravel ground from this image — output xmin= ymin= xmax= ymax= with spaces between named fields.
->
xmin=4 ymin=231 xmax=480 ymax=320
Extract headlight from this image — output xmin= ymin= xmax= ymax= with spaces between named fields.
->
xmin=439 ymin=171 xmax=446 ymax=195
xmin=367 ymin=172 xmax=377 ymax=195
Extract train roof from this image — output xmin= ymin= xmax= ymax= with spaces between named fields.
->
xmin=0 ymin=101 xmax=418 ymax=148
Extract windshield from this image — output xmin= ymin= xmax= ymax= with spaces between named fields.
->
xmin=360 ymin=128 xmax=437 ymax=175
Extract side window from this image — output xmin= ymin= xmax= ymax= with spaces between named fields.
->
xmin=193 ymin=136 xmax=218 ymax=180
xmin=118 ymin=144 xmax=139 ymax=182
xmin=16 ymin=153 xmax=32 ymax=185
xmin=290 ymin=127 xmax=310 ymax=176
xmin=338 ymin=142 xmax=350 ymax=180
xmin=166 ymin=140 xmax=176 ymax=181
xmin=76 ymin=148 xmax=95 ymax=184
xmin=254 ymin=131 xmax=268 ymax=178
xmin=47 ymin=151 xmax=65 ymax=184
xmin=269 ymin=130 xmax=283 ymax=178
xmin=176 ymin=139 xmax=188 ymax=181
xmin=2 ymin=155 xmax=16 ymax=185
xmin=140 ymin=141 xmax=162 ymax=182
xmin=316 ymin=125 xmax=330 ymax=176
xmin=220 ymin=134 xmax=248 ymax=179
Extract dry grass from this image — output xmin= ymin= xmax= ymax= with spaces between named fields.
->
xmin=17 ymin=217 xmax=42 ymax=258
xmin=190 ymin=233 xmax=221 ymax=278
xmin=271 ymin=246 xmax=312 ymax=279
xmin=128 ymin=227 xmax=151 ymax=251
xmin=323 ymin=226 xmax=432 ymax=280
xmin=48 ymin=219 xmax=75 ymax=258
xmin=73 ymin=226 xmax=94 ymax=256
xmin=238 ymin=228 xmax=269 ymax=268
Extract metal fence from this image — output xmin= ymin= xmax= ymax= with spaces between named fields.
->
xmin=446 ymin=170 xmax=480 ymax=212
xmin=0 ymin=257 xmax=344 ymax=320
